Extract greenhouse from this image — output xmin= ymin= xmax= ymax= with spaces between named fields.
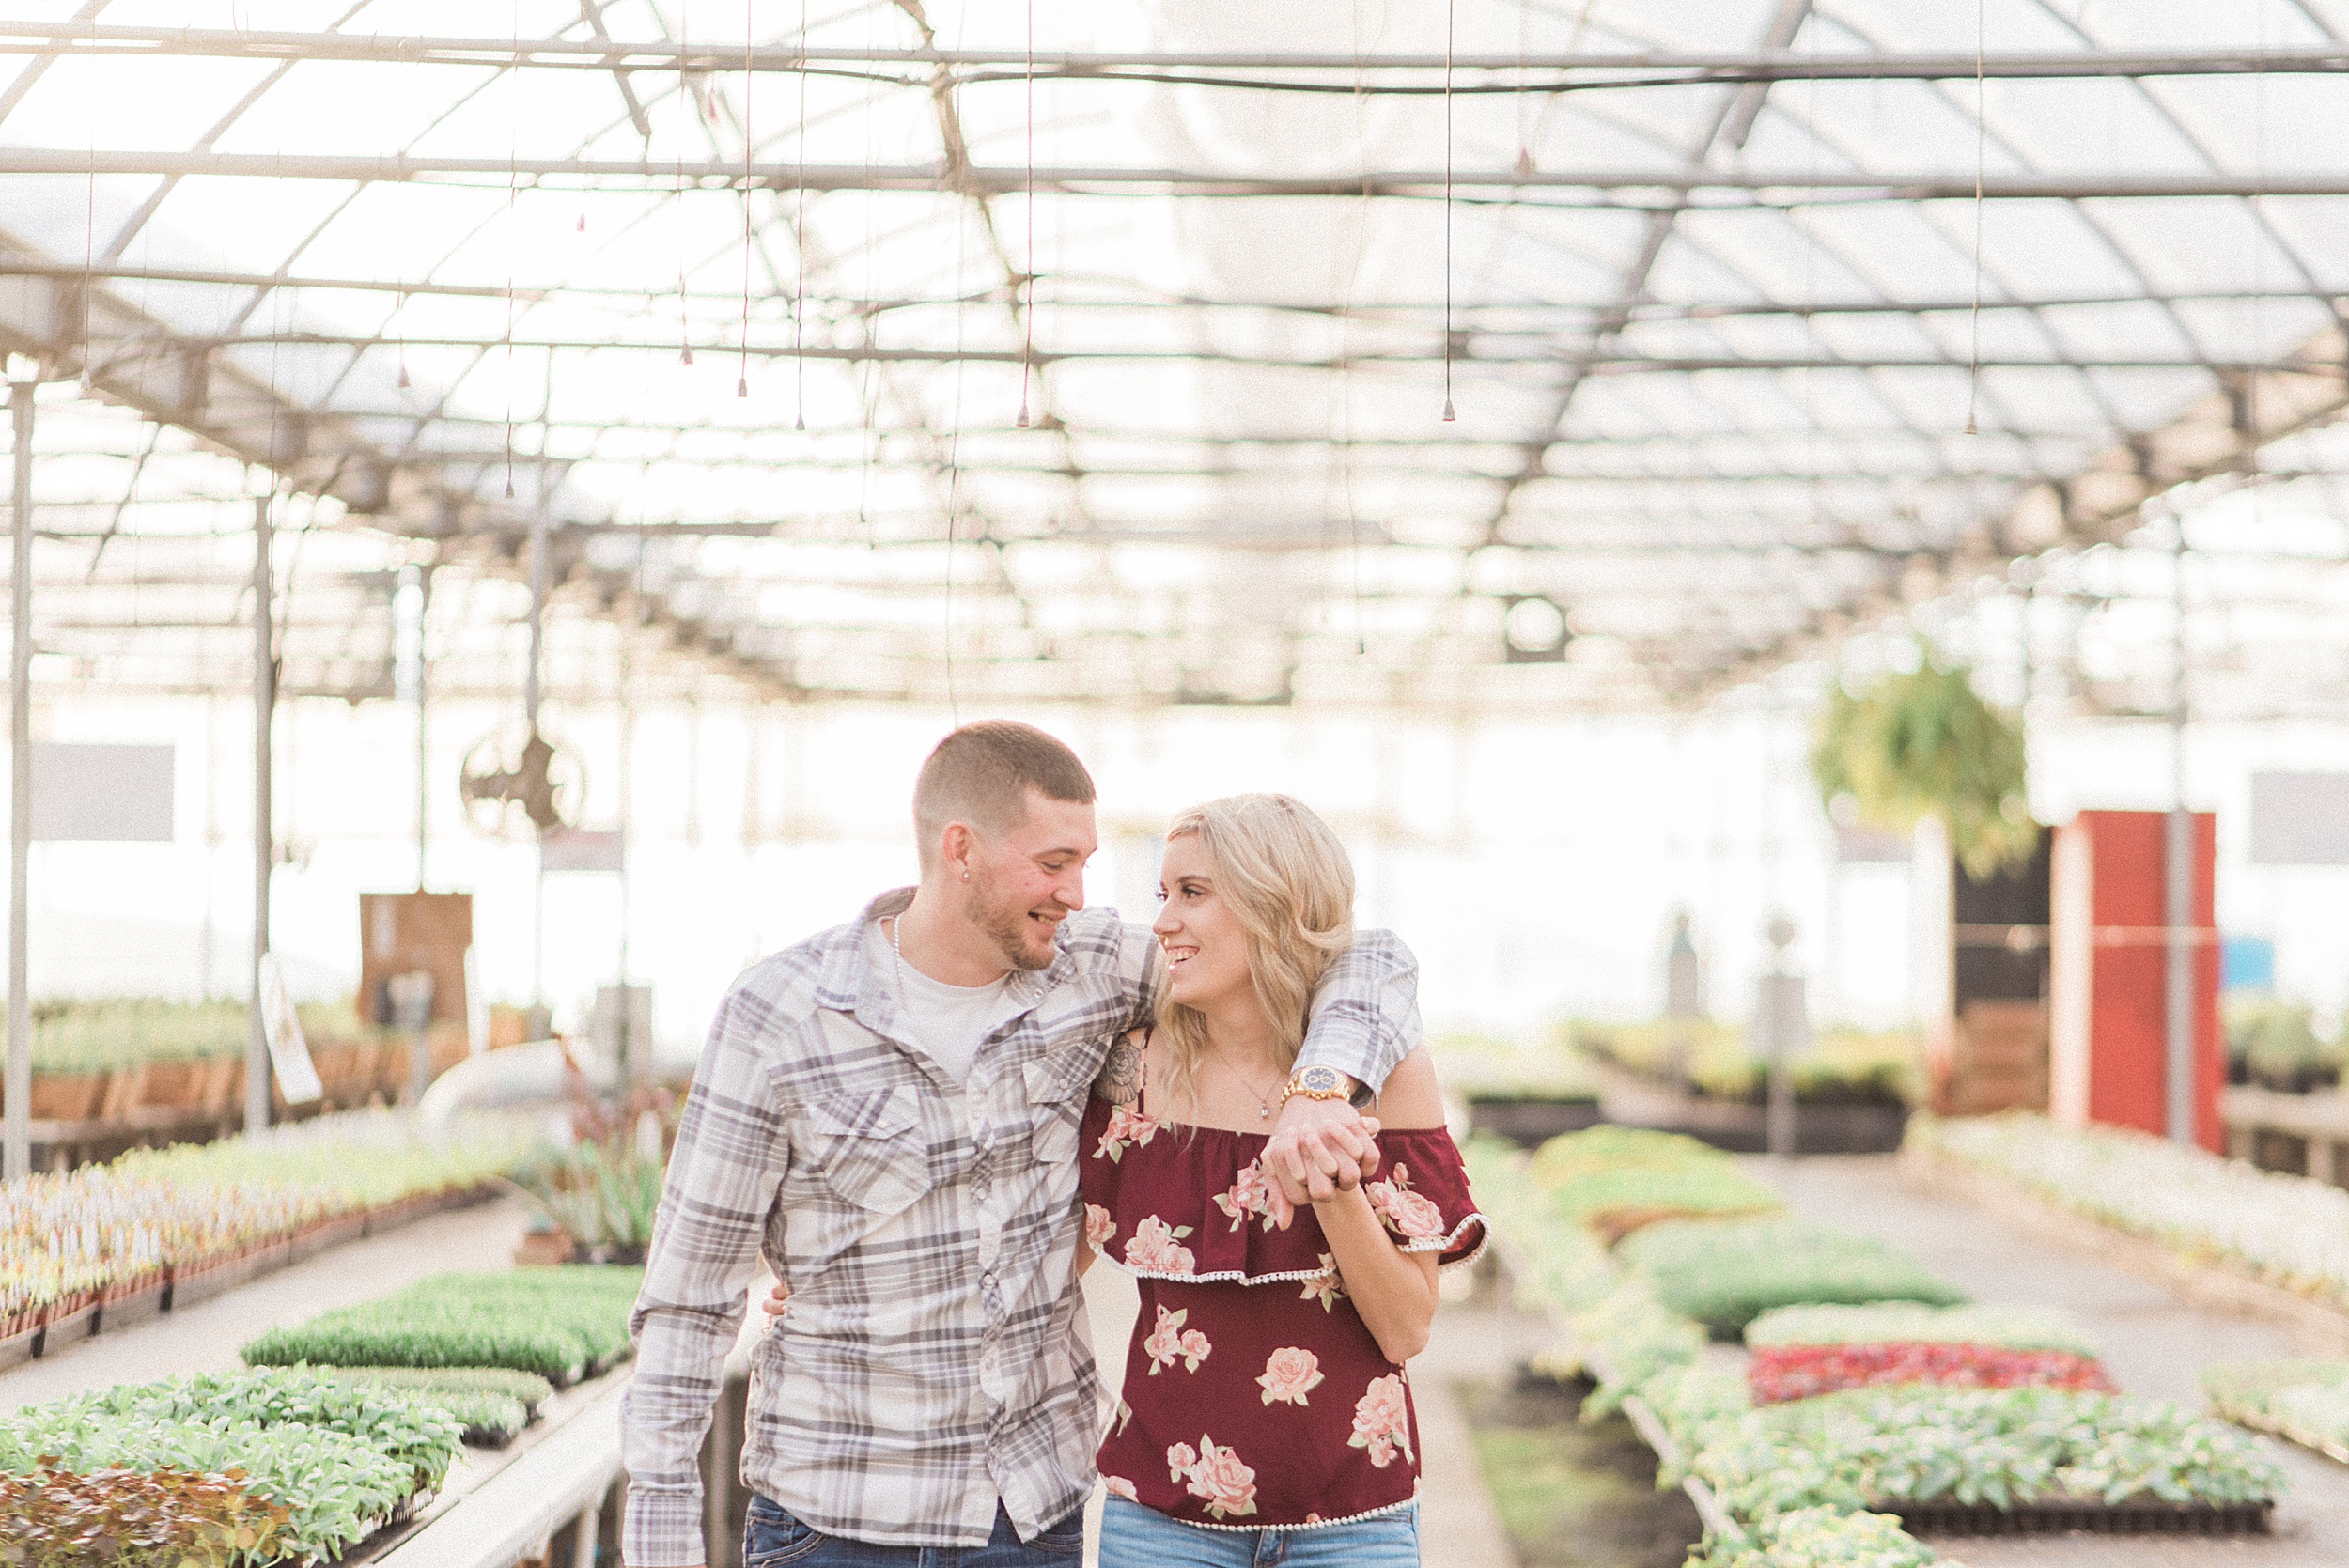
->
xmin=9 ymin=3 xmax=2349 ymax=1567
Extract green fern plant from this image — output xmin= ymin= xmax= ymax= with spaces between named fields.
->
xmin=1812 ymin=652 xmax=2036 ymax=879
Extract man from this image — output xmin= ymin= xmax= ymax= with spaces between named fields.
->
xmin=622 ymin=721 xmax=1417 ymax=1568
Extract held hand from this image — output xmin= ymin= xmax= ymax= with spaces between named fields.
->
xmin=1262 ymin=1095 xmax=1382 ymax=1226
xmin=759 ymin=1280 xmax=790 ymax=1318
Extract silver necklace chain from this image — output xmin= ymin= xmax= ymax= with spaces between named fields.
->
xmin=1208 ymin=1051 xmax=1282 ymax=1120
xmin=886 ymin=911 xmax=1034 ymax=1023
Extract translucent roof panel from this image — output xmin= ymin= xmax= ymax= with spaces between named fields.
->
xmin=5 ymin=0 xmax=2349 ymax=712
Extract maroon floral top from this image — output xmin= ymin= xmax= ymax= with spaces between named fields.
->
xmin=1079 ymin=1093 xmax=1486 ymax=1530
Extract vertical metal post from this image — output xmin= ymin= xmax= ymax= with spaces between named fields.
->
xmin=571 ymin=1500 xmax=598 ymax=1568
xmin=1760 ymin=913 xmax=1805 ymax=1159
xmin=6 ymin=380 xmax=35 ymax=1183
xmin=199 ymin=697 xmax=217 ymax=996
xmin=247 ymin=494 xmax=273 ymax=1135
xmin=525 ymin=500 xmax=547 ymax=735
xmin=1821 ymin=832 xmax=1843 ymax=1028
xmin=528 ymin=485 xmax=549 ymax=1013
xmin=616 ymin=648 xmax=633 ymax=1082
xmin=412 ymin=566 xmax=431 ymax=890
xmin=2164 ymin=519 xmax=2194 ymax=1145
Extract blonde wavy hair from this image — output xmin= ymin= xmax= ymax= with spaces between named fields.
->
xmin=1152 ymin=793 xmax=1357 ymax=1117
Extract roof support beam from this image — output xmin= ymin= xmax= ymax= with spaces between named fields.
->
xmin=0 ymin=260 xmax=2330 ymax=323
xmin=8 ymin=148 xmax=2349 ymax=200
xmin=5 ymin=24 xmax=2349 ymax=84
xmin=73 ymin=329 xmax=2348 ymax=375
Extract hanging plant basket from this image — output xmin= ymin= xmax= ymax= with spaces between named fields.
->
xmin=1812 ymin=651 xmax=2036 ymax=880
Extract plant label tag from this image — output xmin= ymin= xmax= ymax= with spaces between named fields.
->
xmin=259 ymin=954 xmax=325 ymax=1105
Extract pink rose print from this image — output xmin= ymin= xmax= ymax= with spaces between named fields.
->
xmin=1378 ymin=1187 xmax=1445 ymax=1241
xmin=1366 ymin=1163 xmax=1447 ymax=1242
xmin=1256 ymin=1346 xmax=1326 ymax=1406
xmin=1093 ymin=1106 xmax=1159 ymax=1163
xmin=1211 ymin=1160 xmax=1279 ymax=1233
xmin=1348 ymin=1373 xmax=1415 ymax=1468
xmin=1103 ymin=1475 xmax=1139 ymax=1502
xmin=1142 ymin=1305 xmax=1212 ymax=1374
xmin=1168 ymin=1435 xmax=1259 ymax=1520
xmin=1084 ymin=1203 xmax=1117 ymax=1250
xmin=1123 ymin=1215 xmax=1197 ymax=1276
xmin=1298 ymin=1252 xmax=1347 ymax=1312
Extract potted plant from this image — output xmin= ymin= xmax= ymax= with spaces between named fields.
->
xmin=27 ymin=1001 xmax=113 ymax=1122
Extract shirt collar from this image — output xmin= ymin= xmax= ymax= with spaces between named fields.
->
xmin=817 ymin=886 xmax=1076 ymax=1038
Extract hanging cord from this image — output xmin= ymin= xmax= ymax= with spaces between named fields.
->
xmin=395 ymin=286 xmax=411 ymax=388
xmin=1342 ymin=0 xmax=1381 ymax=653
xmin=1017 ymin=0 xmax=1035 ymax=428
xmin=857 ymin=0 xmax=880 ymax=540
xmin=739 ymin=0 xmax=754 ymax=398
xmin=794 ymin=0 xmax=809 ymax=430
xmin=1514 ymin=0 xmax=1532 ymax=177
xmin=2248 ymin=0 xmax=2267 ymax=481
xmin=81 ymin=119 xmax=95 ymax=392
xmin=941 ymin=197 xmax=970 ymax=726
xmin=1441 ymin=0 xmax=1457 ymax=423
xmin=1964 ymin=0 xmax=1984 ymax=437
xmin=1803 ymin=2 xmax=1818 ymax=539
xmin=679 ymin=9 xmax=695 ymax=366
xmin=505 ymin=0 xmax=520 ymax=496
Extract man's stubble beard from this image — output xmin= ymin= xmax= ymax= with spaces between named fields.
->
xmin=967 ymin=870 xmax=1058 ymax=971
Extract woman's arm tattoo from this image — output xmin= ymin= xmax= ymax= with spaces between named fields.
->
xmin=1095 ymin=1035 xmax=1143 ymax=1105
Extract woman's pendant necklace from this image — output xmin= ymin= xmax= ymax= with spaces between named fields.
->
xmin=1213 ymin=1054 xmax=1278 ymax=1120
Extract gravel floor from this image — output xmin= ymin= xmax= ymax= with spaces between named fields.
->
xmin=1750 ymin=1154 xmax=2349 ymax=1568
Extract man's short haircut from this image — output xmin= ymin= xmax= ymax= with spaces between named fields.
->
xmin=913 ymin=721 xmax=1097 ymax=871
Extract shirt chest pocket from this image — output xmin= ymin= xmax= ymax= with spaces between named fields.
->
xmin=802 ymin=1085 xmax=930 ymax=1218
xmin=1022 ymin=1051 xmax=1098 ymax=1176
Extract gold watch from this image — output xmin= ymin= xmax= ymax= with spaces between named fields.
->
xmin=1278 ymin=1063 xmax=1353 ymax=1109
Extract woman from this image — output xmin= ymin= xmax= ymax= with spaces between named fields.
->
xmin=1081 ymin=793 xmax=1484 ymax=1567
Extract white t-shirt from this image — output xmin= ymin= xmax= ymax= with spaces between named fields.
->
xmin=865 ymin=919 xmax=1031 ymax=1086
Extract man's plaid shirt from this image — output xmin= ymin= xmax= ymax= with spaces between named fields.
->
xmin=620 ymin=888 xmax=1419 ymax=1563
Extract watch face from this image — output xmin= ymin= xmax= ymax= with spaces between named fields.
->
xmin=1295 ymin=1065 xmax=1343 ymax=1094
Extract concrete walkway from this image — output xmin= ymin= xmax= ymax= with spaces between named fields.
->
xmin=0 ymin=1196 xmax=533 ymax=1411
xmin=1750 ymin=1155 xmax=2349 ymax=1568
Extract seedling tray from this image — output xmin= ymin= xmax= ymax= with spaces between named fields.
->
xmin=0 ymin=1322 xmax=37 ymax=1371
xmin=100 ymin=1281 xmax=166 ymax=1329
xmin=169 ymin=1250 xmax=264 ymax=1308
xmin=1889 ymin=1498 xmax=2273 ymax=1536
xmin=39 ymin=1301 xmax=99 ymax=1352
xmin=289 ymin=1214 xmax=368 ymax=1263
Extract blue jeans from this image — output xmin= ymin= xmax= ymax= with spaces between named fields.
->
xmin=1097 ymin=1496 xmax=1420 ymax=1568
xmin=743 ymin=1496 xmax=1083 ymax=1568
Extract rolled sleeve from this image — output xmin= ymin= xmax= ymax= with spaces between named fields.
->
xmin=621 ymin=986 xmax=791 ymax=1568
xmin=1295 ymin=928 xmax=1421 ymax=1094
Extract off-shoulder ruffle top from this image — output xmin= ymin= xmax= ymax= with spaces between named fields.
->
xmin=1079 ymin=1093 xmax=1486 ymax=1531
